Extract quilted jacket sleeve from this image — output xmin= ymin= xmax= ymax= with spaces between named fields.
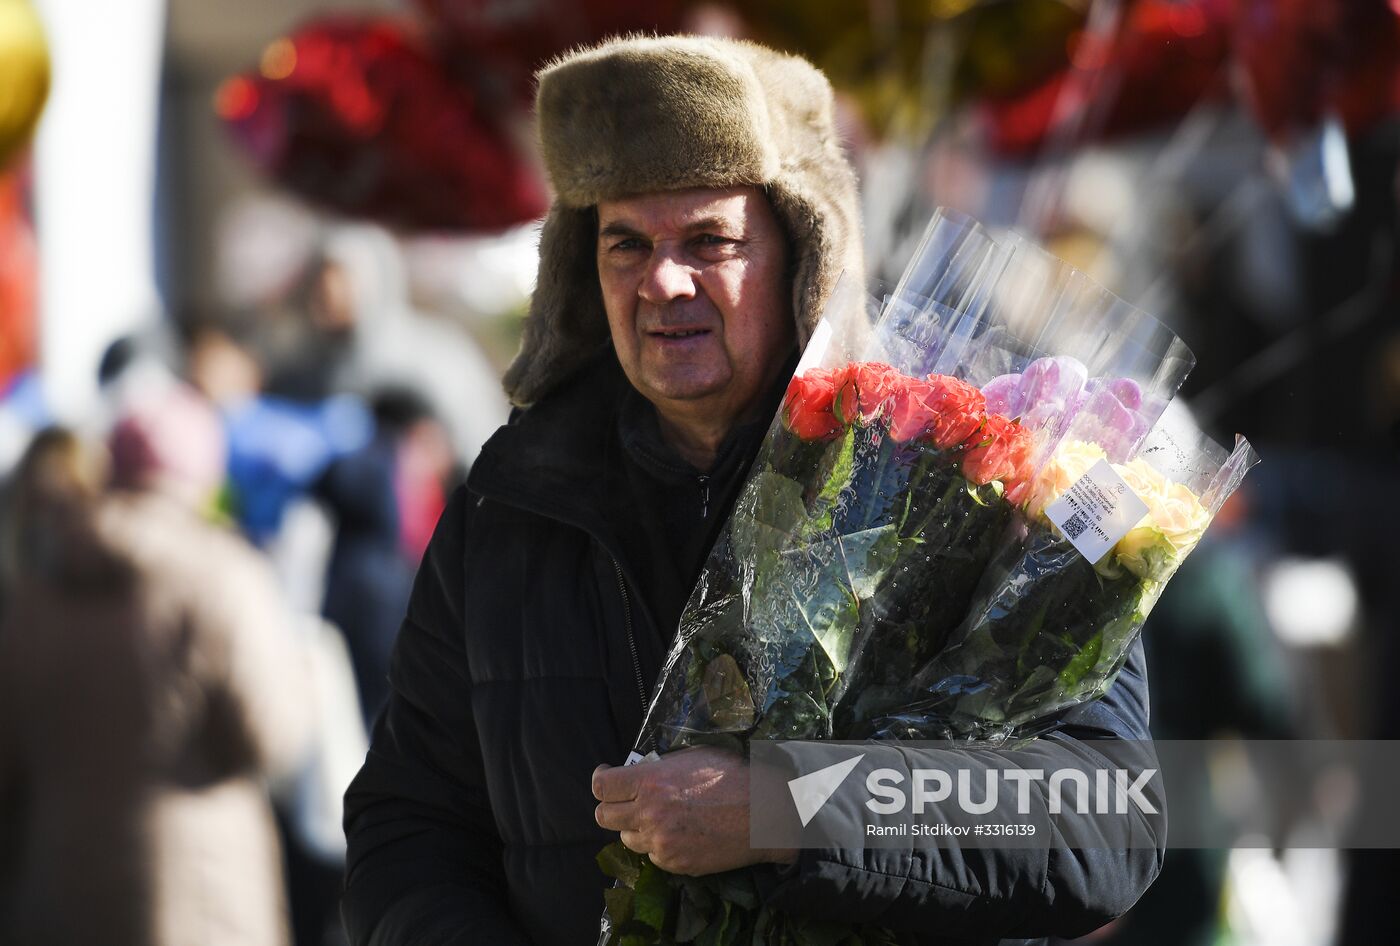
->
xmin=341 ymin=486 xmax=531 ymax=946
xmin=763 ymin=637 xmax=1165 ymax=942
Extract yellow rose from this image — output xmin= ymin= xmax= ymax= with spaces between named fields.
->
xmin=1114 ymin=458 xmax=1161 ymax=504
xmin=1028 ymin=440 xmax=1107 ymax=519
xmin=1110 ymin=463 xmax=1210 ymax=581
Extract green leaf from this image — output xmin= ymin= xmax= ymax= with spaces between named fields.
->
xmin=719 ymin=906 xmax=744 ymax=946
xmin=706 ymin=871 xmax=760 ymax=911
xmin=965 ymin=479 xmax=1003 ymax=507
xmin=695 ymin=900 xmax=731 ymax=946
xmin=604 ymin=886 xmax=636 ymax=927
xmin=615 ymin=918 xmax=662 ymax=946
xmin=685 ymin=880 xmax=717 ymax=914
xmin=701 ymin=654 xmax=756 ymax=730
xmin=733 ymin=467 xmax=808 ymax=546
xmin=753 ymin=907 xmax=779 ymax=946
xmin=785 ymin=562 xmax=860 ymax=673
xmin=732 ymin=517 xmax=796 ymax=581
xmin=804 ymin=425 xmax=857 ymax=536
xmin=787 ymin=915 xmax=849 ymax=946
xmin=598 ymin=842 xmax=645 ymax=886
xmin=751 ymin=690 xmax=829 ymax=741
xmin=675 ymin=883 xmax=714 ymax=943
xmin=633 ymin=860 xmax=673 ymax=932
xmin=1057 ymin=632 xmax=1103 ymax=690
xmin=837 ymin=525 xmax=901 ymax=601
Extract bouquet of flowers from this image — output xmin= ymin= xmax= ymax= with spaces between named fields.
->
xmin=871 ymin=415 xmax=1257 ymax=743
xmin=647 ymin=358 xmax=1038 ymax=754
xmin=596 ymin=210 xmax=1253 ymax=946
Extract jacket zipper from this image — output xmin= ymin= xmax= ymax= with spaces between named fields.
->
xmin=611 ymin=557 xmax=649 ymax=719
xmin=697 ymin=474 xmax=710 ymax=519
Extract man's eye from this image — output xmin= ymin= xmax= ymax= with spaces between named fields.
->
xmin=610 ymin=238 xmax=645 ymax=252
xmin=697 ymin=234 xmax=733 ymax=246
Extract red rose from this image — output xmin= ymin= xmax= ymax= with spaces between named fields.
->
xmin=1004 ymin=476 xmax=1033 ymax=506
xmin=923 ymin=375 xmax=988 ymax=449
xmin=886 ymin=378 xmax=937 ymax=442
xmin=836 ymin=361 xmax=903 ymax=424
xmin=961 ymin=413 xmax=1036 ymax=493
xmin=886 ymin=373 xmax=987 ymax=447
xmin=782 ymin=368 xmax=846 ymax=441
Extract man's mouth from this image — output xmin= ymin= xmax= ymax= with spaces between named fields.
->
xmin=649 ymin=328 xmax=711 ymax=339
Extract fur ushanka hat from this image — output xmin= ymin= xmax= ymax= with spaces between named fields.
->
xmin=502 ymin=34 xmax=864 ymax=407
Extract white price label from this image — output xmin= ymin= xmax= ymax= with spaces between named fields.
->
xmin=624 ymin=750 xmax=660 ymax=766
xmin=1044 ymin=459 xmax=1149 ymax=564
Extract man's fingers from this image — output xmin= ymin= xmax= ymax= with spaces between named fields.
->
xmin=594 ymin=800 xmax=638 ymax=833
xmin=619 ymin=829 xmax=649 ymax=855
xmin=592 ymin=762 xmax=643 ymax=802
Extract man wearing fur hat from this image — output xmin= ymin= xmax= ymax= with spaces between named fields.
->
xmin=343 ymin=35 xmax=1160 ymax=946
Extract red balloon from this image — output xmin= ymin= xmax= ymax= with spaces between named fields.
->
xmin=979 ymin=0 xmax=1233 ymax=157
xmin=413 ymin=0 xmax=684 ymax=103
xmin=217 ymin=16 xmax=548 ymax=232
xmin=1232 ymin=0 xmax=1400 ymax=142
xmin=0 ymin=170 xmax=37 ymax=391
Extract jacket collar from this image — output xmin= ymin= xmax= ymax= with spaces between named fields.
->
xmin=470 ymin=344 xmax=795 ymax=534
xmin=468 ymin=344 xmax=797 ymax=636
xmin=615 ymin=381 xmax=777 ymax=487
xmin=468 ymin=344 xmax=627 ymax=549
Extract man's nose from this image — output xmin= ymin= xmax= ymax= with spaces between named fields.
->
xmin=639 ymin=251 xmax=698 ymax=304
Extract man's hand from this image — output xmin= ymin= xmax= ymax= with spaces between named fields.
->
xmin=592 ymin=746 xmax=797 ymax=876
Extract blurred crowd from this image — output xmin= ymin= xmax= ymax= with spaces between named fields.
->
xmin=0 ymin=222 xmax=506 ymax=946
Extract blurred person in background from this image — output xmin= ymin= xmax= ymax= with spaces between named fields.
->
xmin=262 ymin=245 xmax=357 ymax=404
xmin=0 ymin=386 xmax=311 ymax=946
xmin=179 ymin=322 xmax=372 ymax=946
xmin=183 ymin=317 xmax=373 ymax=549
xmin=316 ymin=386 xmax=457 ymax=726
xmin=262 ymin=226 xmax=509 ymax=467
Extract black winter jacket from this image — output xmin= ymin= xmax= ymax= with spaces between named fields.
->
xmin=341 ymin=352 xmax=1165 ymax=946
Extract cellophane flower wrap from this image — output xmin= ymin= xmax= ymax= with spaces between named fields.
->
xmin=872 ymin=411 xmax=1258 ymax=744
xmin=862 ymin=241 xmax=1250 ymax=744
xmin=831 ymin=232 xmax=1199 ymax=732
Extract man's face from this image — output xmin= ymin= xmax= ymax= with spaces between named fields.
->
xmin=596 ymin=186 xmax=793 ymax=423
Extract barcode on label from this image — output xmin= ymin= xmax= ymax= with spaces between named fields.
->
xmin=1062 ymin=512 xmax=1090 ymax=540
xmin=1044 ymin=459 xmax=1149 ymax=565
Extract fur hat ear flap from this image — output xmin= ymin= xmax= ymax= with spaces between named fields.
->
xmin=767 ymin=174 xmax=863 ymax=348
xmin=503 ymin=205 xmax=610 ymax=407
